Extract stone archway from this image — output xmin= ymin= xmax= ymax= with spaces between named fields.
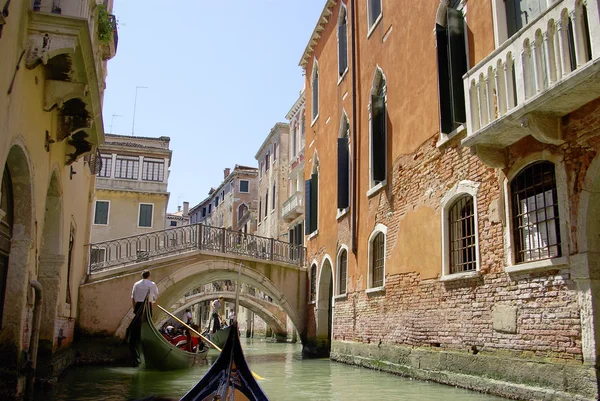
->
xmin=316 ymin=257 xmax=333 ymax=349
xmin=0 ymin=144 xmax=34 ymax=392
xmin=37 ymin=170 xmax=64 ymax=374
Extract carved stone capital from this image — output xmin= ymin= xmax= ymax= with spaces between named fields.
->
xmin=44 ymin=80 xmax=89 ymax=111
xmin=471 ymin=145 xmax=507 ymax=168
xmin=520 ymin=113 xmax=563 ymax=145
xmin=25 ymin=32 xmax=77 ymax=69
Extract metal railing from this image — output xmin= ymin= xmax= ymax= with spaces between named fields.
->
xmin=88 ymin=223 xmax=306 ymax=273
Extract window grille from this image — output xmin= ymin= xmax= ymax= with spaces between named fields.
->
xmin=449 ymin=195 xmax=476 ymax=273
xmin=372 ymin=232 xmax=384 ymax=287
xmin=339 ymin=249 xmax=347 ymax=294
xmin=114 ymin=156 xmax=139 ymax=179
xmin=511 ymin=161 xmax=561 ymax=263
xmin=142 ymin=158 xmax=164 ymax=181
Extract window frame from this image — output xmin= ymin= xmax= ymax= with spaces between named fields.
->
xmin=98 ymin=154 xmax=113 ymax=177
xmin=337 ymin=111 xmax=351 ymax=216
xmin=337 ymin=3 xmax=349 ymax=84
xmin=440 ymin=180 xmax=481 ymax=281
xmin=114 ymin=155 xmax=140 ymax=180
xmin=141 ymin=157 xmax=165 ymax=182
xmin=367 ymin=224 xmax=387 ymax=291
xmin=138 ymin=203 xmax=154 ymax=228
xmin=311 ymin=59 xmax=320 ymax=125
xmin=504 ymin=155 xmax=570 ymax=273
xmin=367 ymin=67 xmax=388 ymax=196
xmin=336 ymin=245 xmax=349 ymax=297
xmin=239 ymin=180 xmax=249 ymax=193
xmin=93 ymin=200 xmax=110 ymax=226
xmin=367 ymin=0 xmax=383 ymax=38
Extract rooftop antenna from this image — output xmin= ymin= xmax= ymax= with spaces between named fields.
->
xmin=131 ymin=86 xmax=148 ymax=136
xmin=109 ymin=114 xmax=122 ymax=133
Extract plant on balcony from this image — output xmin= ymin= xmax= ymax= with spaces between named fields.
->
xmin=97 ymin=4 xmax=114 ymax=44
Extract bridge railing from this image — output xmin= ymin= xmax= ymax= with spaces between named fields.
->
xmin=88 ymin=223 xmax=307 ymax=273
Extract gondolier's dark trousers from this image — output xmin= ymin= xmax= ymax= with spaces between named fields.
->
xmin=211 ymin=312 xmax=221 ymax=333
xmin=134 ymin=301 xmax=152 ymax=316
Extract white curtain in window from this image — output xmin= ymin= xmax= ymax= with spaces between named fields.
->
xmin=519 ymin=190 xmax=559 ymax=261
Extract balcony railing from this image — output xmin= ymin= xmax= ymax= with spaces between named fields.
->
xmin=281 ymin=192 xmax=303 ymax=222
xmin=88 ymin=223 xmax=307 ymax=273
xmin=463 ymin=0 xmax=600 ymax=149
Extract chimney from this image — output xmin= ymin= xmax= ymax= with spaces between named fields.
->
xmin=183 ymin=201 xmax=189 ymax=217
xmin=178 ymin=206 xmax=181 ymax=212
xmin=224 ymin=168 xmax=231 ymax=179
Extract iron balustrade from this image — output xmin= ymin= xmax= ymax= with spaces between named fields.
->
xmin=88 ymin=223 xmax=307 ymax=273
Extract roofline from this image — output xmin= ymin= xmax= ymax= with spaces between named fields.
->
xmin=285 ymin=90 xmax=306 ymax=120
xmin=105 ymin=133 xmax=171 ymax=142
xmin=298 ymin=0 xmax=337 ymax=68
xmin=188 ymin=166 xmax=258 ymax=213
xmin=254 ymin=122 xmax=289 ymax=159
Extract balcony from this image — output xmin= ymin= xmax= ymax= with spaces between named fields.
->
xmin=282 ymin=192 xmax=303 ymax=223
xmin=462 ymin=0 xmax=600 ymax=166
xmin=100 ymin=14 xmax=118 ymax=60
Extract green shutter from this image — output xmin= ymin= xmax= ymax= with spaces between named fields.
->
xmin=447 ymin=8 xmax=468 ymax=125
xmin=310 ymin=173 xmax=318 ymax=233
xmin=372 ymin=94 xmax=386 ymax=183
xmin=436 ymin=24 xmax=453 ymax=134
xmin=337 ymin=137 xmax=350 ymax=209
xmin=305 ymin=179 xmax=311 ymax=234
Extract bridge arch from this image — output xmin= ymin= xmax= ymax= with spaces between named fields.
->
xmin=115 ymin=259 xmax=304 ymax=340
xmin=159 ymin=291 xmax=288 ymax=335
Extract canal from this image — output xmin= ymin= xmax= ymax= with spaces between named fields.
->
xmin=36 ymin=338 xmax=509 ymax=401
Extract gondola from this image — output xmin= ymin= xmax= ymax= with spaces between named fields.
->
xmin=127 ymin=300 xmax=209 ymax=370
xmin=203 ymin=325 xmax=231 ymax=350
xmin=180 ymin=321 xmax=269 ymax=401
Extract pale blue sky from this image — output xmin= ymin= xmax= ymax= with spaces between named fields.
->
xmin=102 ymin=0 xmax=324 ymax=212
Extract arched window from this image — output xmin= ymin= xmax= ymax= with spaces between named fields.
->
xmin=369 ymin=68 xmax=387 ymax=189
xmin=338 ymin=112 xmax=351 ymax=210
xmin=368 ymin=224 xmax=387 ymax=288
xmin=311 ymin=60 xmax=319 ymax=122
xmin=367 ymin=0 xmax=382 ymax=31
xmin=337 ymin=4 xmax=348 ymax=79
xmin=337 ymin=247 xmax=348 ymax=295
xmin=305 ymin=154 xmax=319 ymax=235
xmin=238 ymin=203 xmax=248 ymax=222
xmin=511 ymin=161 xmax=561 ymax=263
xmin=310 ymin=263 xmax=317 ymax=302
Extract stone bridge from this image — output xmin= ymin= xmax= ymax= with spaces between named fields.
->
xmin=78 ymin=224 xmax=308 ymax=341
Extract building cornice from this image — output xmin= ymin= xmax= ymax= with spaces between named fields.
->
xmin=254 ymin=122 xmax=289 ymax=159
xmin=285 ymin=90 xmax=306 ymax=120
xmin=299 ymin=0 xmax=337 ymax=68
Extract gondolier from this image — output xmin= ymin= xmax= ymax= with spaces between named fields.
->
xmin=210 ymin=296 xmax=224 ymax=333
xmin=131 ymin=270 xmax=159 ymax=314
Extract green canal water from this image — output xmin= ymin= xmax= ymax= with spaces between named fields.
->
xmin=36 ymin=338 xmax=509 ymax=401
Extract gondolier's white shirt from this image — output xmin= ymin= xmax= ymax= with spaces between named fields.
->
xmin=131 ymin=278 xmax=159 ymax=302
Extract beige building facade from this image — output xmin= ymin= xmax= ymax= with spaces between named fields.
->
xmin=166 ymin=201 xmax=190 ymax=228
xmin=90 ymin=134 xmax=171 ymax=255
xmin=0 ymin=0 xmax=118 ymax=398
xmin=255 ymin=123 xmax=290 ymax=240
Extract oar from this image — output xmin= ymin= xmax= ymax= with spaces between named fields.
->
xmin=156 ymin=304 xmax=265 ymax=381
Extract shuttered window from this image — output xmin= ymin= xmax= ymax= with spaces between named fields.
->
xmin=138 ymin=204 xmax=153 ymax=228
xmin=305 ymin=173 xmax=319 ymax=235
xmin=312 ymin=64 xmax=319 ymax=120
xmin=337 ymin=137 xmax=350 ymax=209
xmin=338 ymin=8 xmax=348 ymax=77
xmin=371 ymin=92 xmax=386 ymax=185
xmin=310 ymin=264 xmax=317 ymax=302
xmin=272 ymin=184 xmax=276 ymax=209
xmin=265 ymin=190 xmax=269 ymax=217
xmin=436 ymin=7 xmax=467 ymax=134
xmin=338 ymin=249 xmax=347 ymax=295
xmin=239 ymin=180 xmax=249 ymax=193
xmin=259 ymin=200 xmax=262 ymax=221
xmin=94 ymin=201 xmax=109 ymax=225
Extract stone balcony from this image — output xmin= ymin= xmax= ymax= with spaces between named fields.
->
xmin=462 ymin=0 xmax=600 ymax=166
xmin=282 ymin=192 xmax=303 ymax=223
xmin=96 ymin=177 xmax=168 ymax=194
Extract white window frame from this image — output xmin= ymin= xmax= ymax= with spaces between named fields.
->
xmin=367 ymin=0 xmax=383 ymax=38
xmin=337 ymin=3 xmax=349 ymax=84
xmin=440 ymin=180 xmax=481 ymax=281
xmin=335 ymin=245 xmax=349 ymax=298
xmin=93 ymin=200 xmax=110 ymax=226
xmin=367 ymin=223 xmax=387 ymax=292
xmin=367 ymin=66 xmax=388 ymax=197
xmin=311 ymin=59 xmax=320 ymax=126
xmin=138 ymin=203 xmax=154 ymax=228
xmin=504 ymin=154 xmax=570 ymax=274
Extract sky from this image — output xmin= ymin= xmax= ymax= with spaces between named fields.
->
xmin=102 ymin=0 xmax=325 ymax=212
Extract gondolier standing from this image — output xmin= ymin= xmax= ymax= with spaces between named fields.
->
xmin=210 ymin=296 xmax=224 ymax=333
xmin=131 ymin=270 xmax=159 ymax=314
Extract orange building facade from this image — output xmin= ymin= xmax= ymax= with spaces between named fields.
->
xmin=301 ymin=1 xmax=600 ymax=399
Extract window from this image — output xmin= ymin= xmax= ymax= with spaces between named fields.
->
xmin=305 ymin=156 xmax=319 ymax=235
xmin=311 ymin=60 xmax=319 ymax=122
xmin=208 ymin=204 xmax=212 ymax=214
xmin=506 ymin=0 xmax=546 ymax=38
xmin=65 ymin=225 xmax=74 ymax=304
xmin=142 ymin=158 xmax=165 ymax=181
xmin=338 ymin=5 xmax=348 ymax=78
xmin=337 ymin=248 xmax=348 ymax=295
xmin=98 ymin=154 xmax=112 ymax=177
xmin=310 ymin=264 xmax=317 ymax=302
xmin=369 ymin=68 xmax=387 ymax=189
xmin=272 ymin=184 xmax=276 ymax=210
xmin=368 ymin=225 xmax=387 ymax=288
xmin=435 ymin=3 xmax=468 ymax=134
xmin=259 ymin=162 xmax=264 ymax=178
xmin=114 ymin=155 xmax=139 ymax=180
xmin=338 ymin=113 xmax=350 ymax=210
xmin=511 ymin=162 xmax=561 ymax=263
xmin=239 ymin=180 xmax=249 ymax=193
xmin=94 ymin=201 xmax=109 ymax=225
xmin=138 ymin=204 xmax=153 ymax=228
xmin=259 ymin=200 xmax=262 ymax=221
xmin=291 ymin=124 xmax=298 ymax=157
xmin=238 ymin=204 xmax=248 ymax=222
xmin=202 ymin=207 xmax=207 ymax=218
xmin=367 ymin=0 xmax=382 ymax=31
xmin=265 ymin=153 xmax=270 ymax=171
xmin=273 ymin=143 xmax=277 ymax=161
xmin=265 ymin=190 xmax=269 ymax=218
xmin=448 ymin=196 xmax=477 ymax=273
xmin=170 ymin=221 xmax=177 ymax=227
xmin=214 ymin=196 xmax=219 ymax=207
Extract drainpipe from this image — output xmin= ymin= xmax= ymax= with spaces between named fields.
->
xmin=350 ymin=0 xmax=358 ymax=254
xmin=26 ymin=280 xmax=43 ymax=400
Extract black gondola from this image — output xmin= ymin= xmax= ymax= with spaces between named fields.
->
xmin=180 ymin=321 xmax=269 ymax=401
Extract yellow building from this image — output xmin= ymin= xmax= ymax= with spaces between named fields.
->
xmin=90 ymin=134 xmax=172 ymax=262
xmin=0 ymin=0 xmax=118 ymax=398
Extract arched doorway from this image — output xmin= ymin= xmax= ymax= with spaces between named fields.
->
xmin=0 ymin=166 xmax=14 ymax=327
xmin=316 ymin=258 xmax=333 ymax=353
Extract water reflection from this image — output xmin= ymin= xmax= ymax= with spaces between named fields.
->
xmin=37 ymin=339 xmax=508 ymax=401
